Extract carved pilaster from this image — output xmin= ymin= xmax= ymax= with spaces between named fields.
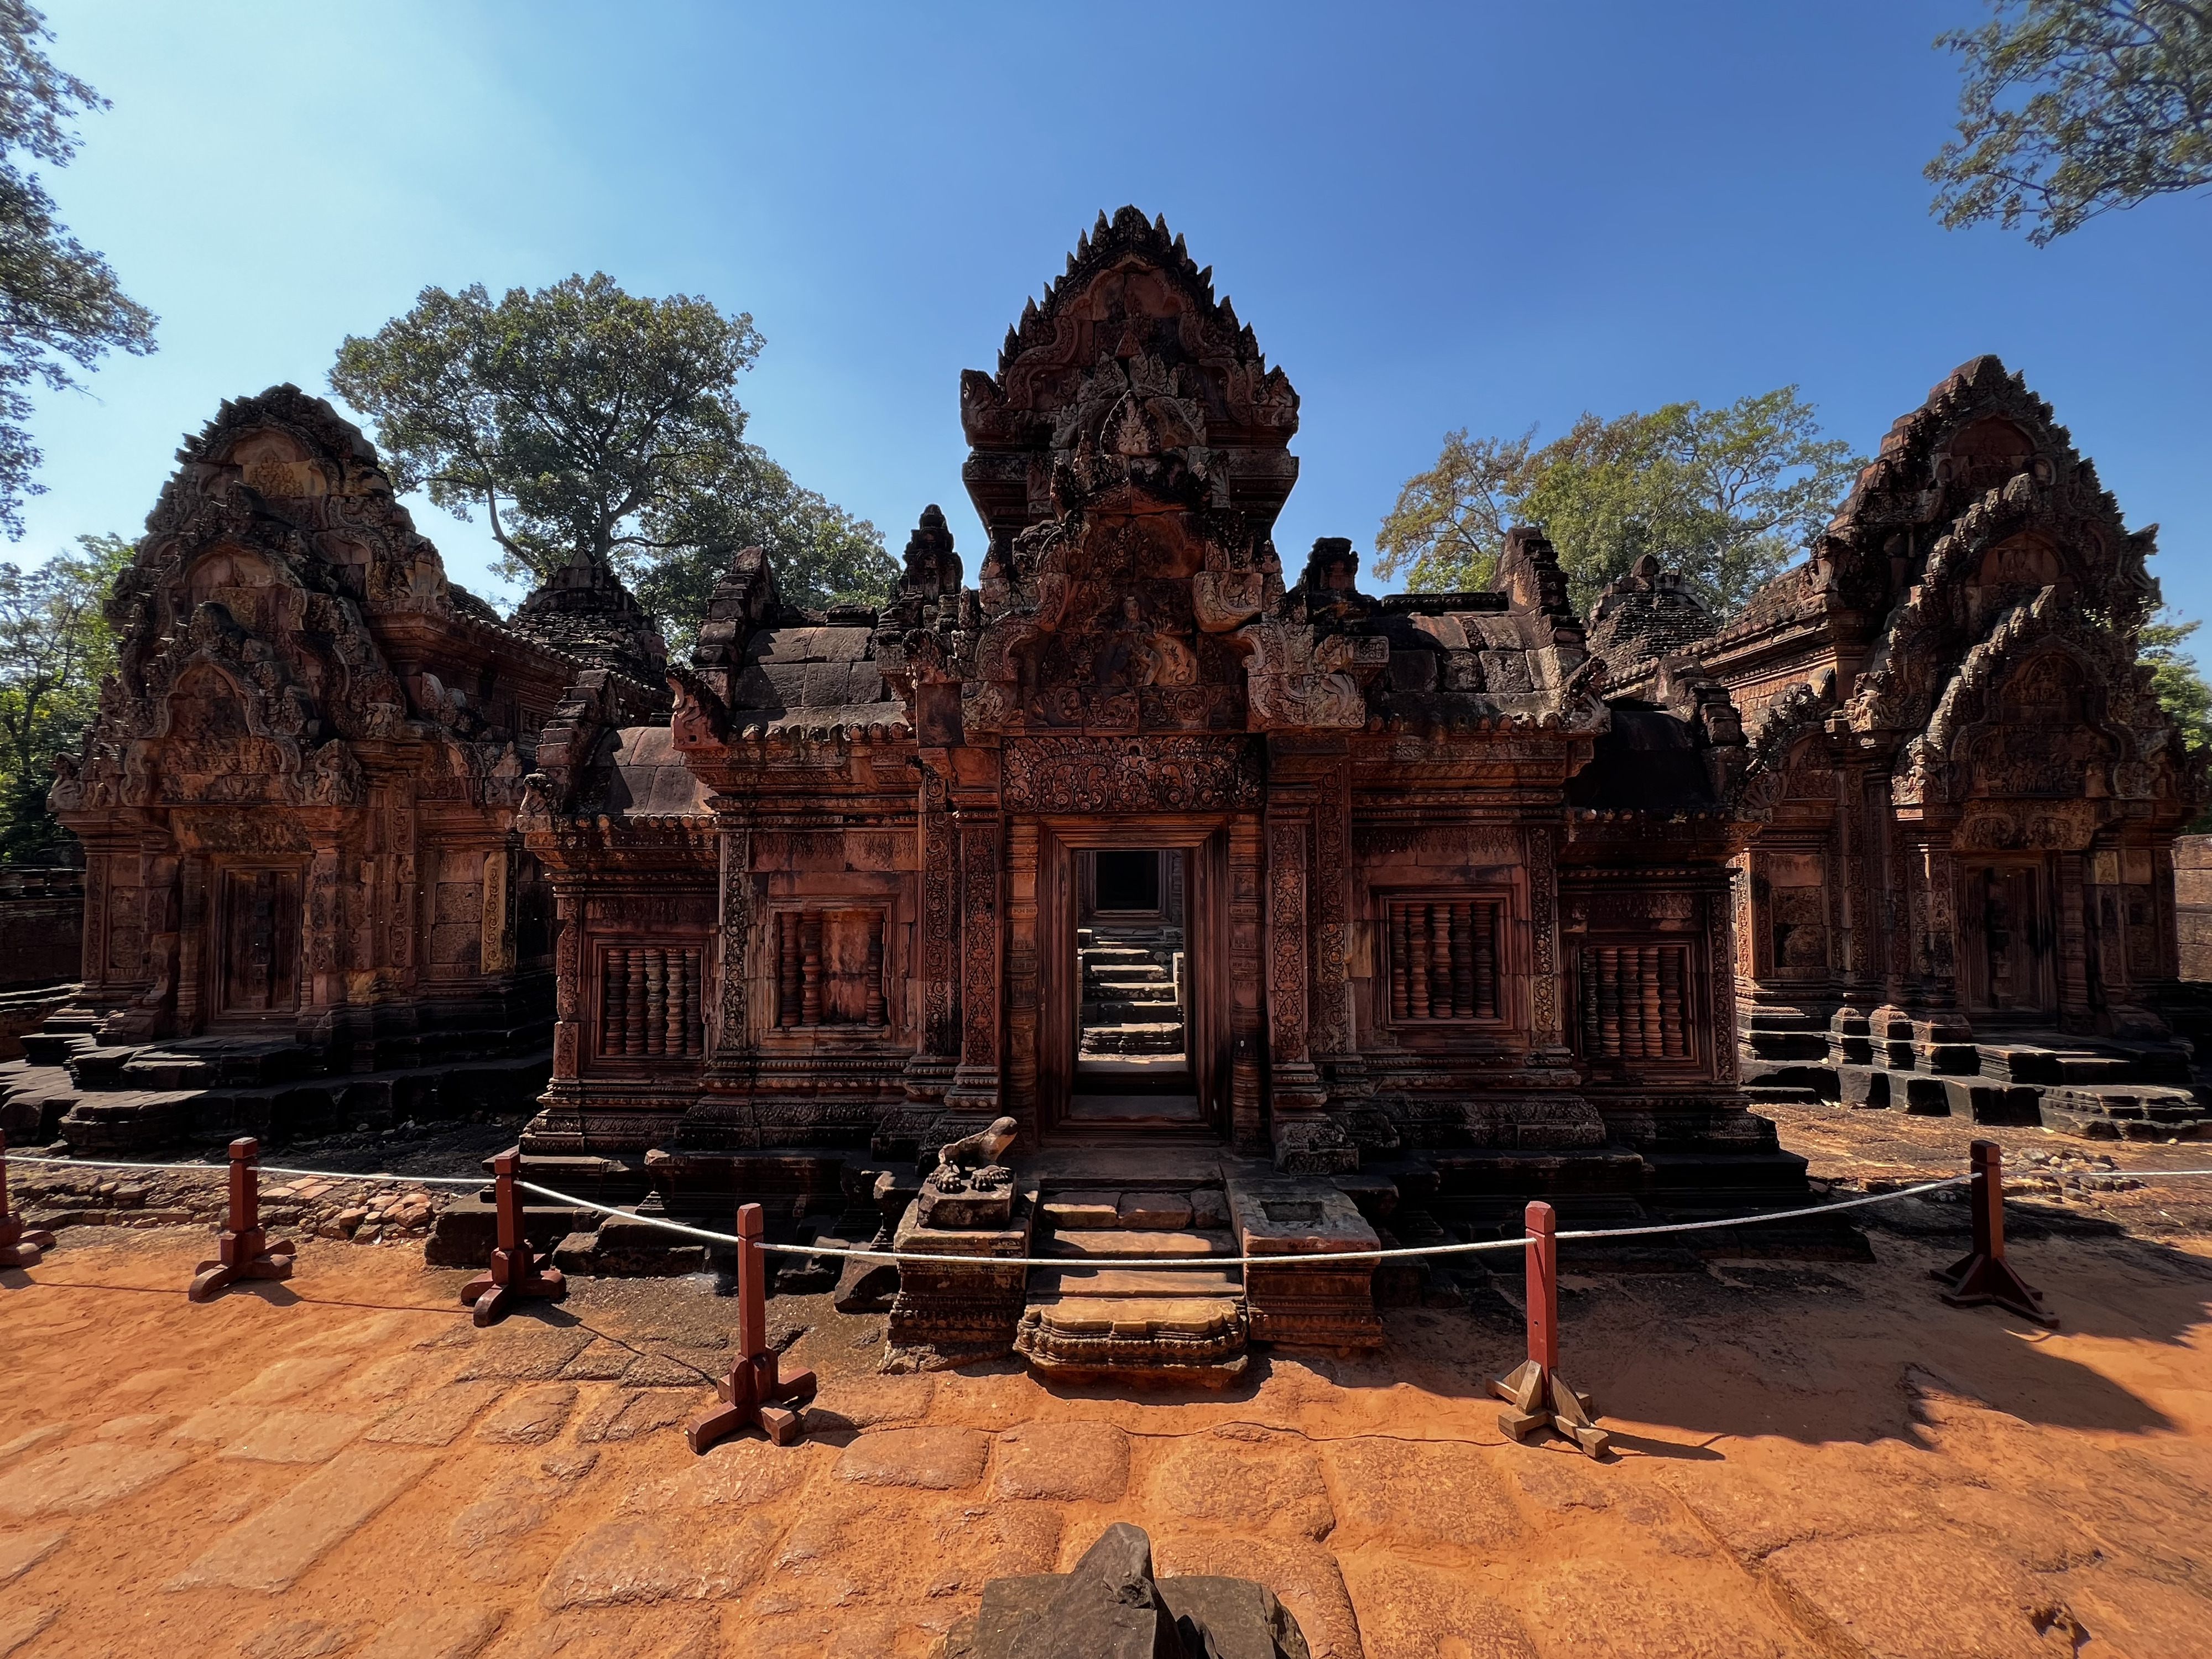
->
xmin=1711 ymin=875 xmax=1740 ymax=1086
xmin=2058 ymin=851 xmax=2091 ymax=1032
xmin=81 ymin=853 xmax=107 ymax=990
xmin=1229 ymin=816 xmax=1266 ymax=1151
xmin=948 ymin=810 xmax=1002 ymax=1109
xmin=1267 ymin=812 xmax=1310 ymax=1068
xmin=551 ymin=892 xmax=581 ymax=1080
xmin=174 ymin=855 xmax=206 ymax=1036
xmin=919 ymin=771 xmax=958 ymax=1057
xmin=1266 ymin=806 xmax=1344 ymax=1171
xmin=1310 ymin=758 xmax=1354 ymax=1061
xmin=715 ymin=818 xmax=752 ymax=1055
xmin=1522 ymin=823 xmax=1566 ymax=1057
xmin=1004 ymin=817 xmax=1040 ymax=1145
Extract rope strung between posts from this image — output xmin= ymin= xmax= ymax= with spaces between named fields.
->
xmin=21 ymin=1148 xmax=2212 ymax=1268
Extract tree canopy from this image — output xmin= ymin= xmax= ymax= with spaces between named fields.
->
xmin=0 ymin=530 xmax=126 ymax=860
xmin=0 ymin=3 xmax=156 ymax=539
xmin=1375 ymin=389 xmax=1862 ymax=617
xmin=329 ymin=273 xmax=891 ymax=639
xmin=2139 ymin=607 xmax=2212 ymax=830
xmin=1927 ymin=1 xmax=2212 ymax=244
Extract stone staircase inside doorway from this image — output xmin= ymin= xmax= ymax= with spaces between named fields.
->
xmin=1078 ymin=927 xmax=1185 ymax=1057
xmin=1014 ymin=1157 xmax=1247 ymax=1385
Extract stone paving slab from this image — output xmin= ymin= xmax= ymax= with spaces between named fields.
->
xmin=478 ymin=1383 xmax=580 ymax=1446
xmin=218 ymin=1410 xmax=374 ymax=1464
xmin=834 ymin=1426 xmax=992 ymax=1490
xmin=0 ymin=1527 xmax=66 ymax=1584
xmin=168 ymin=1446 xmax=438 ymax=1593
xmin=0 ymin=1605 xmax=58 ymax=1659
xmin=364 ymin=1380 xmax=508 ymax=1446
xmin=989 ymin=1420 xmax=1129 ymax=1502
xmin=0 ymin=1443 xmax=189 ymax=1519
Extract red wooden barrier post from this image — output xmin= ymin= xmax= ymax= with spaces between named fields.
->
xmin=189 ymin=1138 xmax=295 ymax=1301
xmin=688 ymin=1202 xmax=817 ymax=1452
xmin=0 ymin=1130 xmax=57 ymax=1271
xmin=1935 ymin=1139 xmax=2057 ymax=1328
xmin=1490 ymin=1199 xmax=1609 ymax=1458
xmin=461 ymin=1147 xmax=565 ymax=1327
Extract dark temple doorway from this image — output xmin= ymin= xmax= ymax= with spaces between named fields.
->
xmin=1070 ymin=847 xmax=1202 ymax=1128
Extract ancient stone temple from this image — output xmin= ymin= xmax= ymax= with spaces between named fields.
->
xmin=6 ymin=387 xmax=654 ymax=1147
xmin=1583 ymin=356 xmax=2210 ymax=1139
xmin=8 ymin=209 xmax=2200 ymax=1378
xmin=510 ymin=208 xmax=1808 ymax=1370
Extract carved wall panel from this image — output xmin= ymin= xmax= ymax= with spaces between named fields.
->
xmin=771 ymin=906 xmax=888 ymax=1030
xmin=1385 ymin=897 xmax=1503 ymax=1023
xmin=1003 ymin=735 xmax=1263 ymax=813
xmin=597 ymin=944 xmax=705 ymax=1059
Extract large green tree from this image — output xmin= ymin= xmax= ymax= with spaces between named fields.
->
xmin=329 ymin=274 xmax=890 ymax=639
xmin=631 ymin=444 xmax=890 ymax=641
xmin=1376 ymin=389 xmax=1862 ymax=616
xmin=2138 ymin=607 xmax=2212 ymax=830
xmin=1928 ymin=1 xmax=2212 ymax=243
xmin=0 ymin=530 xmax=127 ymax=860
xmin=0 ymin=3 xmax=156 ymax=537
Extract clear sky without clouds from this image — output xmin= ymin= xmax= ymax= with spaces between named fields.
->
xmin=17 ymin=1 xmax=2212 ymax=626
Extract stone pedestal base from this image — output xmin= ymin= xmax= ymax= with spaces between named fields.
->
xmin=1227 ymin=1175 xmax=1383 ymax=1349
xmin=884 ymin=1185 xmax=1036 ymax=1369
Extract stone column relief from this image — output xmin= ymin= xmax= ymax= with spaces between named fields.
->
xmin=714 ymin=820 xmax=751 ymax=1055
xmin=1522 ymin=823 xmax=1565 ymax=1058
xmin=919 ymin=775 xmax=958 ymax=1057
xmin=1266 ymin=808 xmax=1349 ymax=1172
xmin=552 ymin=892 xmax=581 ymax=1079
xmin=1310 ymin=759 xmax=1353 ymax=1059
xmin=1267 ymin=813 xmax=1310 ymax=1068
xmin=949 ymin=812 xmax=1002 ymax=1109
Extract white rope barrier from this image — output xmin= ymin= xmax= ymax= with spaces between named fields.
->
xmin=8 ymin=1151 xmax=2212 ymax=1270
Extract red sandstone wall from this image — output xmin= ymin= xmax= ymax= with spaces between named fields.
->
xmin=2177 ymin=836 xmax=2212 ymax=982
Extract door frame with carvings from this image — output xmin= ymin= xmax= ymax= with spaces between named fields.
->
xmin=1028 ymin=817 xmax=1232 ymax=1139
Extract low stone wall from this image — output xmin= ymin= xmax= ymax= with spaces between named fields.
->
xmin=0 ymin=864 xmax=83 ymax=994
xmin=2179 ymin=836 xmax=2212 ymax=982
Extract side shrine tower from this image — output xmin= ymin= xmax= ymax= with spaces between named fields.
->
xmin=1583 ymin=357 xmax=2210 ymax=1138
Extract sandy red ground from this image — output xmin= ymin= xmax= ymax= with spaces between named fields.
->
xmin=3 ymin=1107 xmax=2211 ymax=1658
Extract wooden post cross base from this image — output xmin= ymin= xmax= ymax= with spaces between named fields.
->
xmin=189 ymin=1137 xmax=295 ymax=1302
xmin=461 ymin=1147 xmax=566 ymax=1327
xmin=1490 ymin=1200 xmax=1610 ymax=1458
xmin=1933 ymin=1139 xmax=2058 ymax=1329
xmin=689 ymin=1203 xmax=816 ymax=1452
xmin=0 ymin=1130 xmax=56 ymax=1271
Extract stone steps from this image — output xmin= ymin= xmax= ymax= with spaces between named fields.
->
xmin=1029 ymin=1264 xmax=1245 ymax=1298
xmin=1048 ymin=1228 xmax=1233 ymax=1258
xmin=1017 ymin=1171 xmax=1248 ymax=1384
xmin=1079 ymin=1021 xmax=1186 ymax=1055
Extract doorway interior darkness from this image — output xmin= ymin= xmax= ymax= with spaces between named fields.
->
xmin=1068 ymin=845 xmax=1204 ymax=1130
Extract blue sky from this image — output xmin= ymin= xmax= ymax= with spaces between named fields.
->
xmin=19 ymin=1 xmax=2212 ymax=625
